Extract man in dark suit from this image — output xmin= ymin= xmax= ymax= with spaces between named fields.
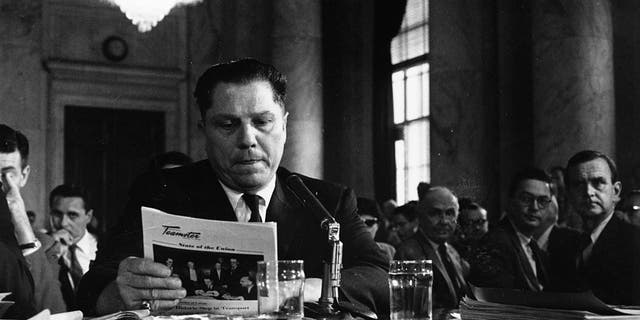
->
xmin=565 ymin=150 xmax=640 ymax=305
xmin=0 ymin=123 xmax=64 ymax=316
xmin=395 ymin=186 xmax=469 ymax=308
xmin=77 ymin=59 xmax=389 ymax=317
xmin=469 ymin=168 xmax=551 ymax=291
xmin=533 ymin=194 xmax=581 ymax=292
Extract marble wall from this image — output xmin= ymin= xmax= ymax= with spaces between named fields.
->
xmin=0 ymin=0 xmax=46 ymax=227
xmin=429 ymin=0 xmax=500 ymax=211
xmin=532 ymin=0 xmax=615 ymax=169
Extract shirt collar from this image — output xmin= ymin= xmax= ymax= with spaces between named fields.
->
xmin=218 ymin=175 xmax=277 ymax=216
xmin=536 ymin=224 xmax=554 ymax=251
xmin=509 ymin=219 xmax=533 ymax=246
xmin=74 ymin=230 xmax=96 ymax=254
xmin=590 ymin=210 xmax=615 ymax=244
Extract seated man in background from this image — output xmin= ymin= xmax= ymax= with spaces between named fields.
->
xmin=0 ymin=123 xmax=66 ymax=314
xmin=49 ymin=184 xmax=98 ymax=310
xmin=469 ymin=168 xmax=551 ymax=292
xmin=565 ymin=150 xmax=640 ymax=305
xmin=388 ymin=201 xmax=419 ymax=247
xmin=356 ymin=197 xmax=396 ymax=260
xmin=395 ymin=187 xmax=469 ymax=309
xmin=78 ymin=58 xmax=389 ymax=317
xmin=452 ymin=199 xmax=488 ymax=260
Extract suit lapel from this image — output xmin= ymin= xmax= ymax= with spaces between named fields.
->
xmin=504 ymin=221 xmax=541 ymax=291
xmin=415 ymin=232 xmax=458 ymax=301
xmin=266 ymin=171 xmax=302 ymax=258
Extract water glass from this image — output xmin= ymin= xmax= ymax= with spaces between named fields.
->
xmin=389 ymin=260 xmax=433 ymax=320
xmin=257 ymin=260 xmax=305 ymax=319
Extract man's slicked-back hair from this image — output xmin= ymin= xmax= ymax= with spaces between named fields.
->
xmin=49 ymin=184 xmax=91 ymax=209
xmin=0 ymin=124 xmax=29 ymax=167
xmin=393 ymin=201 xmax=419 ymax=221
xmin=508 ymin=167 xmax=552 ymax=197
xmin=193 ymin=58 xmax=287 ymax=118
xmin=566 ymin=150 xmax=619 ymax=184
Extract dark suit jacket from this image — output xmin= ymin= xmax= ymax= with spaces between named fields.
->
xmin=544 ymin=225 xmax=582 ymax=292
xmin=0 ymin=197 xmax=37 ymax=319
xmin=78 ymin=161 xmax=389 ymax=316
xmin=395 ymin=230 xmax=468 ymax=308
xmin=468 ymin=218 xmax=547 ymax=291
xmin=581 ymin=214 xmax=640 ymax=305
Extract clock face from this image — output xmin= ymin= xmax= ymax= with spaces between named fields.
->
xmin=102 ymin=36 xmax=128 ymax=62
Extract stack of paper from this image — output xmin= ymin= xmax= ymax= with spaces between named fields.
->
xmin=460 ymin=287 xmax=640 ymax=320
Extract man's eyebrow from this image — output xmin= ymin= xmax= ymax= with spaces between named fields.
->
xmin=0 ymin=167 xmax=17 ymax=173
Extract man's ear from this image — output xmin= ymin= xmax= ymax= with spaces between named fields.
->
xmin=86 ymin=209 xmax=94 ymax=220
xmin=614 ymin=181 xmax=622 ymax=203
xmin=19 ymin=165 xmax=30 ymax=188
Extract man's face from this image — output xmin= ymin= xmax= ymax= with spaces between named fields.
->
xmin=359 ymin=214 xmax=379 ymax=239
xmin=508 ymin=179 xmax=552 ymax=235
xmin=187 ymin=261 xmax=194 ymax=268
xmin=166 ymin=258 xmax=174 ymax=267
xmin=566 ymin=158 xmax=621 ymax=221
xmin=199 ymin=81 xmax=287 ymax=192
xmin=204 ymin=278 xmax=212 ymax=286
xmin=391 ymin=214 xmax=418 ymax=240
xmin=459 ymin=208 xmax=488 ymax=241
xmin=0 ymin=151 xmax=30 ymax=192
xmin=230 ymin=259 xmax=238 ymax=269
xmin=621 ymin=193 xmax=640 ymax=226
xmin=418 ymin=189 xmax=459 ymax=244
xmin=240 ymin=276 xmax=252 ymax=288
xmin=50 ymin=196 xmax=93 ymax=241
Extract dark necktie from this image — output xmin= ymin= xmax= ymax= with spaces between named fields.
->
xmin=528 ymin=240 xmax=547 ymax=287
xmin=243 ymin=193 xmax=262 ymax=222
xmin=68 ymin=245 xmax=83 ymax=289
xmin=438 ymin=244 xmax=462 ymax=298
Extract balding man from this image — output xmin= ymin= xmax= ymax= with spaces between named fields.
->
xmin=395 ymin=187 xmax=469 ymax=308
xmin=469 ymin=168 xmax=551 ymax=292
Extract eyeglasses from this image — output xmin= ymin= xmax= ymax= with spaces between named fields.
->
xmin=515 ymin=192 xmax=552 ymax=208
xmin=361 ymin=218 xmax=378 ymax=227
xmin=461 ymin=218 xmax=487 ymax=227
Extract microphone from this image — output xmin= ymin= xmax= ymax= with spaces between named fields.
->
xmin=286 ymin=174 xmax=336 ymax=227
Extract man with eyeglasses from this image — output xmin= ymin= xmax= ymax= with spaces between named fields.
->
xmin=564 ymin=150 xmax=640 ymax=305
xmin=452 ymin=199 xmax=488 ymax=260
xmin=395 ymin=187 xmax=470 ymax=308
xmin=356 ymin=197 xmax=395 ymax=260
xmin=469 ymin=168 xmax=551 ymax=291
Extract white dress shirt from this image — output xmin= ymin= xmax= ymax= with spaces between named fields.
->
xmin=73 ymin=230 xmax=98 ymax=275
xmin=219 ymin=176 xmax=277 ymax=222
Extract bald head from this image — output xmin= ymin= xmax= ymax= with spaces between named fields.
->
xmin=418 ymin=186 xmax=459 ymax=244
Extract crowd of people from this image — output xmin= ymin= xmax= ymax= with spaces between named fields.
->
xmin=356 ymin=150 xmax=640 ymax=309
xmin=0 ymin=58 xmax=638 ymax=319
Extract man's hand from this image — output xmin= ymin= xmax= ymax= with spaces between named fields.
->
xmin=51 ymin=229 xmax=74 ymax=247
xmin=113 ymin=257 xmax=186 ymax=313
xmin=1 ymin=171 xmax=36 ymax=247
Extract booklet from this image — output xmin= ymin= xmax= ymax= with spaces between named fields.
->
xmin=141 ymin=207 xmax=278 ymax=316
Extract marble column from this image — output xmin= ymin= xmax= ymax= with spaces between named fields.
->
xmin=271 ymin=0 xmax=323 ymax=178
xmin=532 ymin=0 xmax=615 ymax=168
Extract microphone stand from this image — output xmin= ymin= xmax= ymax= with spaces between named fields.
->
xmin=306 ymin=218 xmax=343 ymax=319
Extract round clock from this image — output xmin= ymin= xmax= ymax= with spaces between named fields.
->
xmin=102 ymin=36 xmax=128 ymax=62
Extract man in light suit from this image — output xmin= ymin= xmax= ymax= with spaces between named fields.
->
xmin=395 ymin=186 xmax=469 ymax=308
xmin=469 ymin=168 xmax=551 ymax=292
xmin=565 ymin=150 xmax=640 ymax=304
xmin=77 ymin=59 xmax=389 ymax=317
